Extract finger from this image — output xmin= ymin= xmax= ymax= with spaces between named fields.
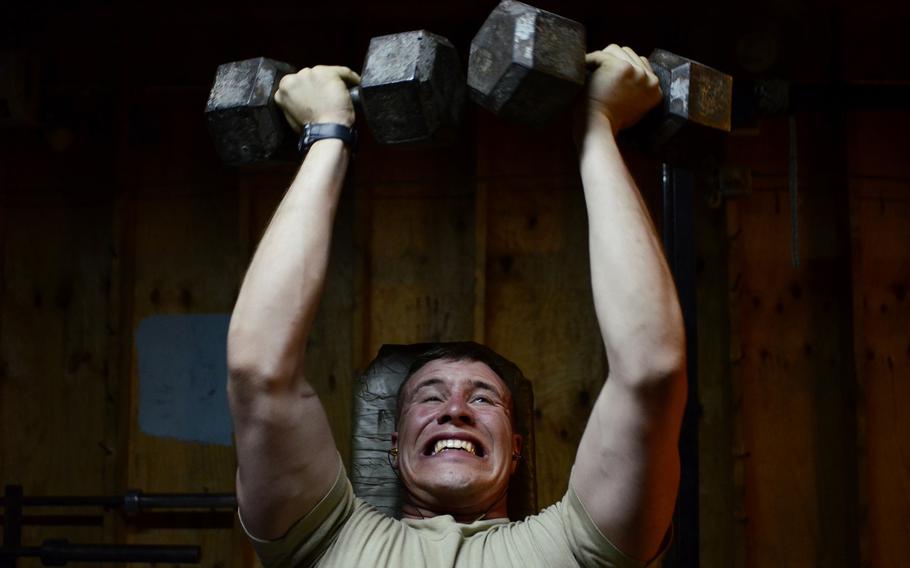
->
xmin=622 ymin=46 xmax=645 ymax=69
xmin=605 ymin=43 xmax=632 ymax=63
xmin=586 ymin=45 xmax=627 ymax=71
xmin=585 ymin=50 xmax=610 ymax=68
xmin=321 ymin=65 xmax=361 ymax=86
xmin=281 ymin=108 xmax=302 ymax=133
xmin=613 ymin=46 xmax=643 ymax=70
xmin=620 ymin=46 xmax=640 ymax=60
xmin=639 ymin=55 xmax=655 ymax=74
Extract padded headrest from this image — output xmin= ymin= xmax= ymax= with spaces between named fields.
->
xmin=350 ymin=342 xmax=537 ymax=520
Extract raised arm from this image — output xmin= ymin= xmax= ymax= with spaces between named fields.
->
xmin=570 ymin=45 xmax=688 ymax=562
xmin=227 ymin=66 xmax=359 ymax=539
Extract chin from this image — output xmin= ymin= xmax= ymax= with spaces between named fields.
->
xmin=409 ymin=463 xmax=492 ymax=507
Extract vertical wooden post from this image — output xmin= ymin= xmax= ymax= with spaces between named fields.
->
xmin=474 ymin=181 xmax=488 ymax=344
xmin=695 ymin=183 xmax=740 ymax=568
xmin=725 ymin=198 xmax=748 ymax=568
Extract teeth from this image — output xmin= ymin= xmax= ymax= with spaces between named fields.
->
xmin=432 ymin=439 xmax=476 ymax=456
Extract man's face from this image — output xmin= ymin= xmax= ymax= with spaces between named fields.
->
xmin=391 ymin=359 xmax=521 ymax=516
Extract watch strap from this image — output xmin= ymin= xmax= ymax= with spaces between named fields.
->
xmin=298 ymin=123 xmax=358 ymax=157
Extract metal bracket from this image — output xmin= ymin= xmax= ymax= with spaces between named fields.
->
xmin=708 ymin=165 xmax=752 ymax=207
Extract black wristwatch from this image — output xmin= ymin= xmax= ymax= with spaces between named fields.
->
xmin=298 ymin=123 xmax=358 ymax=157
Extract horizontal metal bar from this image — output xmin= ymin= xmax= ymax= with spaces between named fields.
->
xmin=0 ymin=493 xmax=236 ymax=511
xmin=0 ymin=541 xmax=200 ymax=564
xmin=0 ymin=514 xmax=104 ymax=527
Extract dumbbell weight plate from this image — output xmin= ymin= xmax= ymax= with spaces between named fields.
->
xmin=467 ymin=0 xmax=586 ymax=124
xmin=647 ymin=49 xmax=732 ymax=148
xmin=205 ymin=57 xmax=297 ymax=165
xmin=359 ymin=30 xmax=465 ymax=144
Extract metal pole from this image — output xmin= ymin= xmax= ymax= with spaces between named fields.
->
xmin=1 ymin=486 xmax=23 ymax=568
xmin=660 ymin=164 xmax=700 ymax=568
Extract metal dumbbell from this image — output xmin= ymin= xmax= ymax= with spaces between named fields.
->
xmin=467 ymin=0 xmax=732 ymax=145
xmin=206 ymin=30 xmax=465 ymax=165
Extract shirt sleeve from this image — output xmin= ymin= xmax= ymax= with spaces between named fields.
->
xmin=238 ymin=459 xmax=355 ymax=568
xmin=561 ymin=482 xmax=671 ymax=568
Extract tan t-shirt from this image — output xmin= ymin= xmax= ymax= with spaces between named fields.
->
xmin=242 ymin=462 xmax=663 ymax=568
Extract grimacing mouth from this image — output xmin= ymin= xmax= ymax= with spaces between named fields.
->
xmin=422 ymin=434 xmax=486 ymax=458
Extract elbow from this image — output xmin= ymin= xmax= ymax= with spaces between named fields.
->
xmin=633 ymin=359 xmax=686 ymax=395
xmin=227 ymin=355 xmax=293 ymax=393
xmin=226 ymin=333 xmax=296 ymax=396
xmin=611 ymin=343 xmax=687 ymax=394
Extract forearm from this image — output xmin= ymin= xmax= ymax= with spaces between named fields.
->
xmin=579 ymin=114 xmax=685 ymax=383
xmin=228 ymin=139 xmax=350 ymax=385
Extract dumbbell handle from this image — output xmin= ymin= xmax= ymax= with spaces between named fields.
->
xmin=349 ymin=86 xmax=362 ymax=110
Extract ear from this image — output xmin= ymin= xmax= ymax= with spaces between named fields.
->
xmin=389 ymin=432 xmax=400 ymax=468
xmin=510 ymin=433 xmax=523 ymax=475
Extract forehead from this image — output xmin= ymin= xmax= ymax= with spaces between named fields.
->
xmin=404 ymin=359 xmax=509 ymax=396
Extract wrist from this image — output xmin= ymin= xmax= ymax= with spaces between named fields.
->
xmin=575 ymin=110 xmax=617 ymax=152
xmin=313 ymin=111 xmax=355 ymax=129
xmin=298 ymin=123 xmax=358 ymax=158
xmin=587 ymin=110 xmax=617 ymax=135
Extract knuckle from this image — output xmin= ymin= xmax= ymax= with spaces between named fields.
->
xmin=650 ymin=84 xmax=663 ymax=101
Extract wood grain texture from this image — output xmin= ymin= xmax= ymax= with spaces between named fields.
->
xmin=0 ymin=147 xmax=119 ymax=566
xmin=121 ymin=185 xmax=239 ymax=567
xmin=695 ymin=189 xmax=739 ymax=568
xmin=2 ymin=4 xmax=907 ymax=568
xmin=726 ymin=199 xmax=749 ymax=568
xmin=482 ymin=175 xmax=606 ymax=508
xmin=106 ymin=86 xmax=242 ymax=566
xmin=725 ymin=113 xmax=860 ymax=567
xmin=847 ymin=110 xmax=910 ymax=568
xmin=357 ymin=141 xmax=477 ymax=360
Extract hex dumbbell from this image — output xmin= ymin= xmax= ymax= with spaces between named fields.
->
xmin=467 ymin=0 xmax=732 ymax=145
xmin=205 ymin=30 xmax=465 ymax=165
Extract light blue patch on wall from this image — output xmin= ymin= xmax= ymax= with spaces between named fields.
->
xmin=136 ymin=314 xmax=233 ymax=446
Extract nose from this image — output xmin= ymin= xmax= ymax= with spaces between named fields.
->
xmin=437 ymin=397 xmax=474 ymax=426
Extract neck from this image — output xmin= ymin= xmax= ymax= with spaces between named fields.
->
xmin=400 ymin=489 xmax=510 ymax=523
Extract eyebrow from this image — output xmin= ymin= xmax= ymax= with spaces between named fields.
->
xmin=412 ymin=378 xmax=445 ymax=393
xmin=470 ymin=380 xmax=502 ymax=396
xmin=412 ymin=377 xmax=503 ymax=397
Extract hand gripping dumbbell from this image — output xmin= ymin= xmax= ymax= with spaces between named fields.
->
xmin=205 ymin=30 xmax=465 ymax=165
xmin=466 ymin=0 xmax=732 ymax=146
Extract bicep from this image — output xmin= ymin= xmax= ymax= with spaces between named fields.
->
xmin=229 ymin=372 xmax=340 ymax=540
xmin=570 ymin=371 xmax=686 ymax=562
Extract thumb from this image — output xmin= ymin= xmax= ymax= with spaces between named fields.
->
xmin=274 ymin=88 xmax=302 ymax=133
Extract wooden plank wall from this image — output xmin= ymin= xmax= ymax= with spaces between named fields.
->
xmin=113 ymin=87 xmax=242 ymax=566
xmin=476 ymin=118 xmax=610 ymax=508
xmin=718 ymin=108 xmax=909 ymax=567
xmin=724 ymin=112 xmax=861 ymax=567
xmin=847 ymin=111 xmax=910 ymax=568
xmin=2 ymin=5 xmax=909 ymax=568
xmin=5 ymin=107 xmax=909 ymax=568
xmin=0 ymin=142 xmax=119 ymax=555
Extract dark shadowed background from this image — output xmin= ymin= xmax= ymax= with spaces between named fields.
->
xmin=1 ymin=1 xmax=907 ymax=566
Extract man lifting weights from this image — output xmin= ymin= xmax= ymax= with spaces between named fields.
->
xmin=226 ymin=43 xmax=686 ymax=567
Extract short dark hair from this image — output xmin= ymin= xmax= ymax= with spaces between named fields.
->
xmin=394 ymin=342 xmax=521 ymax=427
